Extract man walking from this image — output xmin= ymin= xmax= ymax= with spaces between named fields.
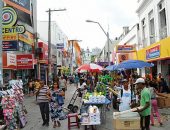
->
xmin=35 ymin=80 xmax=51 ymax=126
xmin=135 ymin=78 xmax=151 ymax=130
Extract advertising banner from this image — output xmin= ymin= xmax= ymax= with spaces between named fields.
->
xmin=57 ymin=43 xmax=64 ymax=49
xmin=118 ymin=53 xmax=129 ymax=63
xmin=3 ymin=52 xmax=17 ymax=69
xmin=146 ymin=45 xmax=160 ymax=60
xmin=3 ymin=41 xmax=18 ymax=51
xmin=116 ymin=45 xmax=135 ymax=53
xmin=19 ymin=31 xmax=34 ymax=46
xmin=7 ymin=53 xmax=16 ymax=66
xmin=4 ymin=0 xmax=31 ymax=14
xmin=16 ymin=54 xmax=34 ymax=69
xmin=3 ymin=34 xmax=18 ymax=41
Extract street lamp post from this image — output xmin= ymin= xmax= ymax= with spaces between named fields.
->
xmin=86 ymin=20 xmax=111 ymax=66
xmin=46 ymin=8 xmax=66 ymax=82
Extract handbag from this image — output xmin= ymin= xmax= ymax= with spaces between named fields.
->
xmin=20 ymin=115 xmax=27 ymax=128
xmin=57 ymin=95 xmax=64 ymax=106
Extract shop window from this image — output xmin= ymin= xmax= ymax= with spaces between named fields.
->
xmin=158 ymin=0 xmax=167 ymax=39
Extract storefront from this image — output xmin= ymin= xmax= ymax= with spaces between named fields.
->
xmin=38 ymin=42 xmax=48 ymax=84
xmin=137 ymin=37 xmax=170 ymax=85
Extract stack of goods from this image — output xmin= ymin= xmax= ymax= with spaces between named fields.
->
xmin=1 ymin=96 xmax=17 ymax=130
xmin=0 ymin=80 xmax=27 ymax=130
xmin=83 ymin=92 xmax=106 ymax=104
xmin=80 ymin=105 xmax=100 ymax=125
xmin=113 ymin=109 xmax=141 ymax=130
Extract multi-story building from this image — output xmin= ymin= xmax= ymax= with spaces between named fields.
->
xmin=136 ymin=0 xmax=170 ymax=85
xmin=2 ymin=0 xmax=37 ymax=84
xmin=116 ymin=25 xmax=140 ymax=64
xmin=37 ymin=21 xmax=68 ymax=80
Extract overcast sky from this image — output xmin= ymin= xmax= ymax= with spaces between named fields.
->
xmin=37 ymin=0 xmax=138 ymax=50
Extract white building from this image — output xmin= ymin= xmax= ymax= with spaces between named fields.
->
xmin=116 ymin=25 xmax=140 ymax=64
xmin=82 ymin=47 xmax=92 ymax=64
xmin=136 ymin=0 xmax=170 ymax=84
xmin=37 ymin=21 xmax=68 ymax=67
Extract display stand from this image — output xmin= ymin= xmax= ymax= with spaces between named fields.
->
xmin=0 ymin=80 xmax=27 ymax=130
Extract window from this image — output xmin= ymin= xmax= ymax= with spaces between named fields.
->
xmin=149 ymin=10 xmax=155 ymax=44
xmin=142 ymin=18 xmax=147 ymax=47
xmin=158 ymin=0 xmax=167 ymax=39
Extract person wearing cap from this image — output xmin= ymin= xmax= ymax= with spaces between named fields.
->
xmin=117 ymin=79 xmax=134 ymax=112
xmin=134 ymin=78 xmax=151 ymax=130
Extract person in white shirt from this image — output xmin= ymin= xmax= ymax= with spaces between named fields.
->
xmin=117 ymin=79 xmax=134 ymax=112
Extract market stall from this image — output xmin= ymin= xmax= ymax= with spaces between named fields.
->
xmin=0 ymin=80 xmax=27 ymax=130
xmin=79 ymin=75 xmax=113 ymax=130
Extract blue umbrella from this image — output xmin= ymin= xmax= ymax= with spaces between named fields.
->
xmin=116 ymin=60 xmax=154 ymax=69
xmin=105 ymin=64 xmax=118 ymax=71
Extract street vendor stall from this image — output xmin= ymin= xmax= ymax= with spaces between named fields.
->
xmin=0 ymin=80 xmax=27 ymax=130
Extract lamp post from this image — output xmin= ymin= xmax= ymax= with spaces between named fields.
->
xmin=86 ymin=20 xmax=111 ymax=66
xmin=46 ymin=8 xmax=66 ymax=82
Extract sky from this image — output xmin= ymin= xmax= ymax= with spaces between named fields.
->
xmin=37 ymin=0 xmax=138 ymax=50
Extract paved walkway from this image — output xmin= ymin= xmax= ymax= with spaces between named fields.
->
xmin=22 ymin=84 xmax=170 ymax=130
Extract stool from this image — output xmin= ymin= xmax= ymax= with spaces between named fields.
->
xmin=68 ymin=113 xmax=79 ymax=130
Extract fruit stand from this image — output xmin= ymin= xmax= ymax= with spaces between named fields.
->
xmin=80 ymin=75 xmax=113 ymax=130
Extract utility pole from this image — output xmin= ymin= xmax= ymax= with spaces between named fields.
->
xmin=0 ymin=1 xmax=3 ymax=84
xmin=46 ymin=8 xmax=66 ymax=82
xmin=107 ymin=32 xmax=110 ymax=66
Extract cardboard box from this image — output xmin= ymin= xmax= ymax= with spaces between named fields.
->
xmin=157 ymin=96 xmax=170 ymax=108
xmin=113 ymin=112 xmax=140 ymax=130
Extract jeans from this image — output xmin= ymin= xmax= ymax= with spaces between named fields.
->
xmin=150 ymin=99 xmax=161 ymax=124
xmin=39 ymin=102 xmax=49 ymax=123
xmin=141 ymin=115 xmax=150 ymax=130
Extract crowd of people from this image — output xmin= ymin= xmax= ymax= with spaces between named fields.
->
xmin=21 ymin=70 xmax=170 ymax=130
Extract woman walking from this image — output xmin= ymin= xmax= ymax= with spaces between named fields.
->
xmin=50 ymin=82 xmax=65 ymax=128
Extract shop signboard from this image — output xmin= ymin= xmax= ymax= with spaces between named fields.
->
xmin=16 ymin=54 xmax=34 ymax=69
xmin=7 ymin=53 xmax=16 ymax=67
xmin=57 ymin=43 xmax=64 ymax=49
xmin=3 ymin=34 xmax=18 ymax=41
xmin=3 ymin=41 xmax=18 ymax=51
xmin=118 ymin=53 xmax=129 ymax=63
xmin=19 ymin=31 xmax=34 ymax=46
xmin=116 ymin=45 xmax=135 ymax=53
xmin=3 ymin=52 xmax=17 ymax=69
xmin=146 ymin=45 xmax=160 ymax=60
xmin=3 ymin=0 xmax=31 ymax=14
xmin=2 ymin=6 xmax=25 ymax=35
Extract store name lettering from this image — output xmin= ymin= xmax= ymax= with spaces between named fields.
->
xmin=3 ymin=26 xmax=25 ymax=34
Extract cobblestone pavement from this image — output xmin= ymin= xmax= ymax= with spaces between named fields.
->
xmin=22 ymin=84 xmax=170 ymax=130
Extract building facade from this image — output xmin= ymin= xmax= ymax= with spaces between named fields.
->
xmin=136 ymin=0 xmax=170 ymax=84
xmin=2 ymin=0 xmax=37 ymax=85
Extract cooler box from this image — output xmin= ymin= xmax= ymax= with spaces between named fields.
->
xmin=113 ymin=112 xmax=140 ymax=130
